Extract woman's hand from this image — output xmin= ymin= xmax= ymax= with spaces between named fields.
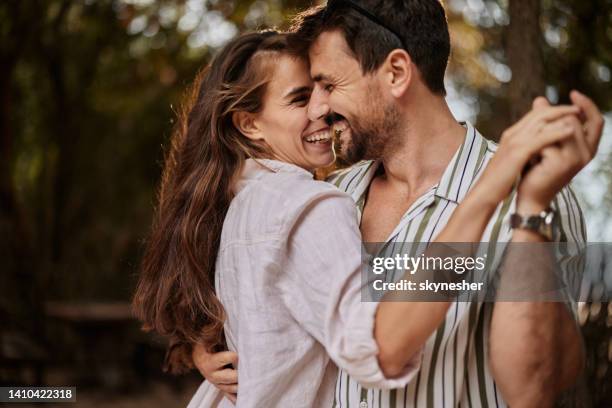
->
xmin=192 ymin=344 xmax=239 ymax=404
xmin=471 ymin=103 xmax=580 ymax=208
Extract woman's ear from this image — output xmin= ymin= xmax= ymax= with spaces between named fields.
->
xmin=385 ymin=49 xmax=412 ymax=99
xmin=232 ymin=111 xmax=263 ymax=140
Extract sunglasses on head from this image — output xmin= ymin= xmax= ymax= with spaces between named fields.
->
xmin=323 ymin=0 xmax=406 ymax=50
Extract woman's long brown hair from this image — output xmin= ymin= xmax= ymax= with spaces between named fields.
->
xmin=133 ymin=31 xmax=296 ymax=373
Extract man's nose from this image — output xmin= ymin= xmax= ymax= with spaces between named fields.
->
xmin=307 ymin=87 xmax=331 ymax=122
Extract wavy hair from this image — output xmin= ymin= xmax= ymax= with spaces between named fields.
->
xmin=133 ymin=31 xmax=298 ymax=373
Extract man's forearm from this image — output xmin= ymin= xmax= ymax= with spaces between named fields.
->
xmin=490 ymin=226 xmax=584 ymax=407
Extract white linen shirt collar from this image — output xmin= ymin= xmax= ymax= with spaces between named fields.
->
xmin=234 ymin=158 xmax=314 ymax=194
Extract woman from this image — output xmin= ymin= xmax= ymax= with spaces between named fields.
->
xmin=132 ymin=30 xmax=581 ymax=407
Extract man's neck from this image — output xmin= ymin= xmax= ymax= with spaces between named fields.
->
xmin=378 ymin=95 xmax=466 ymax=197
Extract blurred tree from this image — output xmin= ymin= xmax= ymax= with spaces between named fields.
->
xmin=446 ymin=0 xmax=611 ymax=136
xmin=1 ymin=0 xmax=315 ymax=381
xmin=506 ymin=0 xmax=545 ymax=122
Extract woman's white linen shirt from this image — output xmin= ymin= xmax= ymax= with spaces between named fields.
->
xmin=213 ymin=159 xmax=421 ymax=407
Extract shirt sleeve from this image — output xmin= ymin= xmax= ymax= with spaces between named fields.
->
xmin=276 ymin=187 xmax=421 ymax=390
xmin=551 ymin=185 xmax=588 ymax=308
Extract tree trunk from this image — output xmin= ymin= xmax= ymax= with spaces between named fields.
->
xmin=505 ymin=0 xmax=546 ymax=125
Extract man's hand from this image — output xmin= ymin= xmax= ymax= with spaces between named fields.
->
xmin=192 ymin=343 xmax=238 ymax=404
xmin=517 ymin=90 xmax=604 ymax=212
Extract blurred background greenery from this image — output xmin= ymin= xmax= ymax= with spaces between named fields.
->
xmin=1 ymin=0 xmax=611 ymax=406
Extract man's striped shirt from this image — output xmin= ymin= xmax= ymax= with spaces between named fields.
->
xmin=327 ymin=122 xmax=586 ymax=408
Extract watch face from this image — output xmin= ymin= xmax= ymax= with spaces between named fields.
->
xmin=510 ymin=210 xmax=556 ymax=240
xmin=526 ymin=216 xmax=542 ymax=230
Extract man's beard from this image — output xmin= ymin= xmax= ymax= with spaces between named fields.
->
xmin=342 ymin=98 xmax=401 ymax=165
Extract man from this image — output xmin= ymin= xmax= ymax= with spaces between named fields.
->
xmin=194 ymin=0 xmax=604 ymax=406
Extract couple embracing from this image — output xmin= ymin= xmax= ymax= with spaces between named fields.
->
xmin=133 ymin=0 xmax=604 ymax=407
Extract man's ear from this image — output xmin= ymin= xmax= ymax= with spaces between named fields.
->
xmin=232 ymin=111 xmax=263 ymax=140
xmin=383 ymin=49 xmax=412 ymax=99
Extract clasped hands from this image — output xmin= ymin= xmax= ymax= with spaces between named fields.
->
xmin=485 ymin=90 xmax=603 ymax=216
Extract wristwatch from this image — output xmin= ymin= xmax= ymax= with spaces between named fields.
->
xmin=510 ymin=209 xmax=555 ymax=241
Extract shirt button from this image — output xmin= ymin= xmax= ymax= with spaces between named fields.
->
xmin=360 ymin=401 xmax=368 ymax=408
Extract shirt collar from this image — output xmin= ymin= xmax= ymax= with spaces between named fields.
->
xmin=234 ymin=158 xmax=314 ymax=194
xmin=434 ymin=121 xmax=488 ymax=203
xmin=347 ymin=121 xmax=488 ymax=205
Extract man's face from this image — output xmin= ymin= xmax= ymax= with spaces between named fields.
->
xmin=308 ymin=30 xmax=400 ymax=164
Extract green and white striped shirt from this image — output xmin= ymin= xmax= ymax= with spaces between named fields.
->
xmin=327 ymin=122 xmax=586 ymax=408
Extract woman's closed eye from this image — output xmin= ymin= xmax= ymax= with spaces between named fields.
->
xmin=291 ymin=94 xmax=310 ymax=107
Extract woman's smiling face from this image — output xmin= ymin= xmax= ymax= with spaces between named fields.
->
xmin=240 ymin=55 xmax=336 ymax=171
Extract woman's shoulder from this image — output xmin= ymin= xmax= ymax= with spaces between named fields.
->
xmin=228 ymin=172 xmax=355 ymax=237
xmin=270 ymin=176 xmax=357 ymax=231
xmin=248 ymin=172 xmax=351 ymax=212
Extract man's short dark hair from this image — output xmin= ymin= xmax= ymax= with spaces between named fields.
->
xmin=290 ymin=0 xmax=450 ymax=95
